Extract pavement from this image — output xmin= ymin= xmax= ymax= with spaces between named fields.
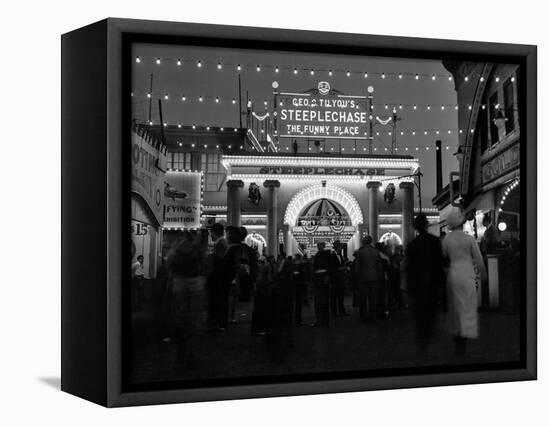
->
xmin=130 ymin=297 xmax=521 ymax=385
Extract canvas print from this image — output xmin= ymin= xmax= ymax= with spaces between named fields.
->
xmin=129 ymin=43 xmax=522 ymax=388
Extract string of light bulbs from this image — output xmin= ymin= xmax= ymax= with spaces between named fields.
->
xmin=277 ymin=145 xmax=458 ymax=153
xmin=131 ymin=91 xmax=508 ymax=112
xmin=167 ymin=142 xmax=459 ymax=152
xmin=140 ymin=120 xmax=469 ymax=137
xmin=133 ymin=56 xmax=514 ymax=84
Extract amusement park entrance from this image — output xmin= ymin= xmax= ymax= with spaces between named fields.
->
xmin=292 ymin=198 xmax=355 ymax=255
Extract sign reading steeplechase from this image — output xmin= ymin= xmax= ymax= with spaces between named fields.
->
xmin=276 ymin=82 xmax=368 ymax=139
xmin=258 ymin=166 xmax=384 ymax=176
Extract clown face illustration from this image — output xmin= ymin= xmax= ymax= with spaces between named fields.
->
xmin=318 ymin=81 xmax=330 ymax=95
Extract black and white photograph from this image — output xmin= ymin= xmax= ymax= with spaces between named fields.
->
xmin=128 ymin=42 xmax=525 ymax=388
xmin=3 ymin=0 xmax=547 ymax=423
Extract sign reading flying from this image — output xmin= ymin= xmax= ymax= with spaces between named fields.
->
xmin=163 ymin=171 xmax=202 ymax=229
xmin=277 ymin=82 xmax=368 ymax=139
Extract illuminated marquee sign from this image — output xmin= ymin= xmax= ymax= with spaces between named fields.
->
xmin=258 ymin=166 xmax=384 ymax=176
xmin=277 ymin=81 xmax=368 ymax=139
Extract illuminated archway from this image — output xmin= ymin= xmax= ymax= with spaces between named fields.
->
xmin=379 ymin=231 xmax=403 ymax=247
xmin=245 ymin=232 xmax=266 ymax=247
xmin=284 ymin=183 xmax=364 ymax=226
xmin=245 ymin=232 xmax=266 ymax=255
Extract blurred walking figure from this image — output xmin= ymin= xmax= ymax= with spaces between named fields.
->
xmin=331 ymin=241 xmax=349 ymax=316
xmin=131 ymin=254 xmax=146 ymax=309
xmin=207 ymin=223 xmax=228 ymax=330
xmin=375 ymin=243 xmax=391 ymax=318
xmin=224 ymin=226 xmax=258 ymax=324
xmin=266 ymin=255 xmax=294 ymax=359
xmin=238 ymin=227 xmax=257 ymax=302
xmin=166 ymin=231 xmax=207 ymax=366
xmin=250 ymin=255 xmax=274 ymax=335
xmin=292 ymin=254 xmax=308 ymax=326
xmin=353 ymin=236 xmax=384 ymax=322
xmin=389 ymin=246 xmax=404 ymax=309
xmin=442 ymin=208 xmax=487 ymax=356
xmin=311 ymin=242 xmax=335 ymax=327
xmin=350 ymin=250 xmax=360 ymax=308
xmin=406 ymin=214 xmax=445 ymax=351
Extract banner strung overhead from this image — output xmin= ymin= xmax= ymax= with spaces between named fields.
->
xmin=276 ymin=82 xmax=368 ymax=139
xmin=163 ymin=171 xmax=202 ymax=229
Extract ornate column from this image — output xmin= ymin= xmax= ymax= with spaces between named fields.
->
xmin=399 ymin=181 xmax=414 ymax=246
xmin=367 ymin=181 xmax=381 ymax=242
xmin=226 ymin=180 xmax=244 ymax=226
xmin=263 ymin=180 xmax=280 ymax=257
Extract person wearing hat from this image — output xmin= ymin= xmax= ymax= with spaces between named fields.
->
xmin=442 ymin=207 xmax=487 ymax=356
xmin=224 ymin=226 xmax=257 ymax=324
xmin=311 ymin=241 xmax=337 ymax=327
xmin=353 ymin=235 xmax=384 ymax=322
xmin=406 ymin=213 xmax=445 ymax=351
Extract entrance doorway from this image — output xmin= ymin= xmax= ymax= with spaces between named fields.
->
xmin=292 ymin=198 xmax=355 ymax=256
xmin=379 ymin=231 xmax=403 ymax=253
xmin=245 ymin=232 xmax=266 ymax=256
xmin=284 ymin=183 xmax=364 ymax=257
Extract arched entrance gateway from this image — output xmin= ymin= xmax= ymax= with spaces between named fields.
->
xmin=284 ymin=183 xmax=364 ymax=256
xmin=220 ymin=154 xmax=420 ymax=257
xmin=245 ymin=232 xmax=267 ymax=255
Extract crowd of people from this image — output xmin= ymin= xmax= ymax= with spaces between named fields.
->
xmin=151 ymin=207 xmax=488 ymax=367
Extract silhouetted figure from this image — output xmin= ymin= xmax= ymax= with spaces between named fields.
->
xmin=330 ymin=241 xmax=348 ymax=316
xmin=480 ymin=213 xmax=500 ymax=254
xmin=350 ymin=251 xmax=360 ymax=308
xmin=266 ymin=255 xmax=294 ymax=360
xmin=312 ymin=242 xmax=336 ymax=327
xmin=223 ymin=227 xmax=242 ymax=325
xmin=375 ymin=242 xmax=391 ymax=318
xmin=166 ymin=231 xmax=207 ymax=366
xmin=292 ymin=254 xmax=307 ymax=326
xmin=389 ymin=246 xmax=404 ymax=309
xmin=292 ymin=139 xmax=298 ymax=155
xmin=438 ymin=232 xmax=448 ymax=312
xmin=406 ymin=214 xmax=445 ymax=351
xmin=224 ymin=226 xmax=258 ymax=324
xmin=250 ymin=255 xmax=273 ymax=335
xmin=207 ymin=223 xmax=228 ymax=329
xmin=353 ymin=236 xmax=384 ymax=322
xmin=131 ymin=254 xmax=145 ymax=309
xmin=238 ymin=226 xmax=257 ymax=302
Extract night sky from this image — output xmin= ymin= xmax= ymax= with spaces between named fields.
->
xmin=132 ymin=43 xmax=464 ymax=206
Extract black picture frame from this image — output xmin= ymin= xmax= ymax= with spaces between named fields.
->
xmin=61 ymin=18 xmax=537 ymax=407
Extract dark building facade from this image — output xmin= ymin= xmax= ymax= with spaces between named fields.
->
xmin=434 ymin=61 xmax=521 ymax=310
